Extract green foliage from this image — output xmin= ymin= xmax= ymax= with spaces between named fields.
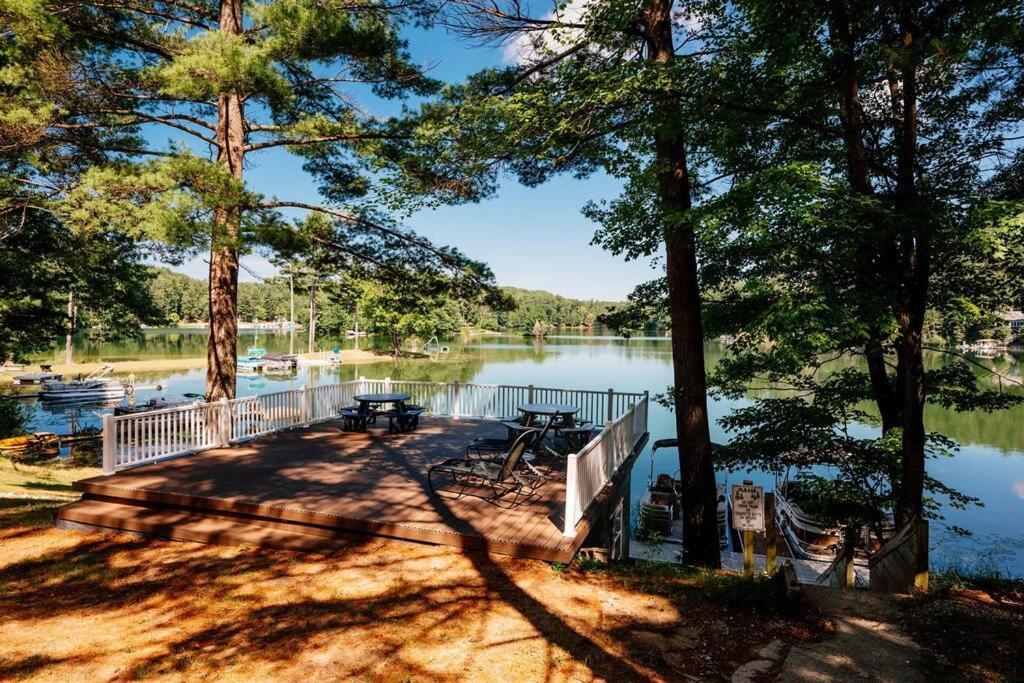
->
xmin=0 ymin=396 xmax=28 ymax=439
xmin=0 ymin=208 xmax=159 ymax=359
xmin=359 ymin=280 xmax=462 ymax=356
xmin=1 ymin=0 xmax=494 ymax=399
xmin=149 ymin=269 xmax=208 ymax=324
xmin=481 ymin=288 xmax=617 ymax=331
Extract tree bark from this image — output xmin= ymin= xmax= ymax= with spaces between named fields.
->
xmin=205 ymin=0 xmax=245 ymax=401
xmin=894 ymin=11 xmax=928 ymax=527
xmin=642 ymin=0 xmax=720 ymax=567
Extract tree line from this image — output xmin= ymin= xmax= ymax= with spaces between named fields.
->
xmin=149 ymin=269 xmax=624 ymax=333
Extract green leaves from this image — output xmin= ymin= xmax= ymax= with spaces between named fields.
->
xmin=62 ymin=155 xmax=236 ymax=247
xmin=151 ymin=32 xmax=293 ymax=108
xmin=926 ymin=361 xmax=1024 ymax=413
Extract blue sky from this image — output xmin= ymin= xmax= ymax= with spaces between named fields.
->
xmin=159 ymin=20 xmax=658 ymax=301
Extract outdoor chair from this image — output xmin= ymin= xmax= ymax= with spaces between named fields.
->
xmin=467 ymin=413 xmax=557 ymax=458
xmin=428 ymin=429 xmax=545 ymax=507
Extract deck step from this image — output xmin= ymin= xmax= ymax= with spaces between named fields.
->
xmin=56 ymin=498 xmax=367 ymax=552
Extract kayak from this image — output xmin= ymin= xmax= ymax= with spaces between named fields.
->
xmin=0 ymin=432 xmax=59 ymax=454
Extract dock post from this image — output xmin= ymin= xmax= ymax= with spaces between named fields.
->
xmin=101 ymin=413 xmax=115 ymax=474
xmin=765 ymin=493 xmax=777 ymax=575
xmin=743 ymin=530 xmax=754 ymax=577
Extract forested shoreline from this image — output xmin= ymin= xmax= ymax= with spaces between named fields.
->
xmin=148 ymin=268 xmax=625 ymax=334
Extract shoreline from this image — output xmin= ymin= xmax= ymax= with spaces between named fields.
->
xmin=0 ymin=349 xmax=393 ymax=385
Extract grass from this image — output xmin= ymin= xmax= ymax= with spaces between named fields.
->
xmin=0 ymin=455 xmax=100 ymax=499
xmin=0 ymin=500 xmax=829 ymax=681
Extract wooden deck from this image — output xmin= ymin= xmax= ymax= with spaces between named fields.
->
xmin=57 ymin=418 xmax=595 ymax=562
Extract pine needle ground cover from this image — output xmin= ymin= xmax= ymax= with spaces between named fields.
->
xmin=0 ymin=501 xmax=824 ymax=681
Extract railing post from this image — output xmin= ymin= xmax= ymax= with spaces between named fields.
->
xmin=102 ymin=413 xmax=116 ymax=474
xmin=299 ymin=385 xmax=309 ymax=425
xmin=218 ymin=396 xmax=231 ymax=447
xmin=384 ymin=376 xmax=391 ymax=393
xmin=527 ymin=384 xmax=534 ymax=402
xmin=642 ymin=391 xmax=649 ymax=433
xmin=563 ymin=453 xmax=579 ymax=537
xmin=453 ymin=380 xmax=461 ymax=419
xmin=606 ymin=388 xmax=614 ymax=422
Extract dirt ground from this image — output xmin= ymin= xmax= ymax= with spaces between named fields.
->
xmin=901 ymin=578 xmax=1024 ymax=681
xmin=0 ymin=499 xmax=826 ymax=682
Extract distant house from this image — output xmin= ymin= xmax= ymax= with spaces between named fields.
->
xmin=996 ymin=310 xmax=1024 ymax=335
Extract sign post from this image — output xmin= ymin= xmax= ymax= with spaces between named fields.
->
xmin=765 ymin=492 xmax=777 ymax=575
xmin=732 ymin=480 xmax=765 ymax=577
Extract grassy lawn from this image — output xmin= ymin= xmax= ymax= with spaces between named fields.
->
xmin=0 ymin=456 xmax=100 ymax=499
xmin=0 ymin=500 xmax=829 ymax=681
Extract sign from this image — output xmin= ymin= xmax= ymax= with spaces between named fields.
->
xmin=731 ymin=481 xmax=765 ymax=532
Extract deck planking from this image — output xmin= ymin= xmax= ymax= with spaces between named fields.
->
xmin=59 ymin=418 xmax=589 ymax=561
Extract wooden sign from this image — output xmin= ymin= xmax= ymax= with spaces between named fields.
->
xmin=731 ymin=481 xmax=765 ymax=532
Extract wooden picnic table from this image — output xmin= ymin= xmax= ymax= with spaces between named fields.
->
xmin=517 ymin=403 xmax=580 ymax=428
xmin=354 ymin=393 xmax=412 ymax=413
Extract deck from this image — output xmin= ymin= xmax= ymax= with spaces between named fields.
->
xmin=57 ymin=418 xmax=597 ymax=562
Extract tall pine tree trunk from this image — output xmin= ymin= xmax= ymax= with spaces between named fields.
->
xmin=643 ymin=0 xmax=720 ymax=567
xmin=205 ymin=0 xmax=245 ymax=401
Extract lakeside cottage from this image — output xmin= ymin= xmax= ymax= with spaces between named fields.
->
xmin=997 ymin=310 xmax=1024 ymax=335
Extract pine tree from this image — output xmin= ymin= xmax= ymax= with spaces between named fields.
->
xmin=2 ymin=0 xmax=495 ymax=399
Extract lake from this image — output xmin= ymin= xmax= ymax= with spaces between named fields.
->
xmin=12 ymin=328 xmax=1024 ymax=575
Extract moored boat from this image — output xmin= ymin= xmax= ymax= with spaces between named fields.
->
xmin=114 ymin=398 xmax=194 ymax=416
xmin=260 ymin=353 xmax=298 ymax=373
xmin=637 ymin=476 xmax=729 ymax=549
xmin=775 ymin=478 xmax=893 ymax=563
xmin=237 ymin=357 xmax=265 ymax=374
xmin=637 ymin=439 xmax=728 ymax=548
xmin=40 ymin=366 xmax=126 ymax=401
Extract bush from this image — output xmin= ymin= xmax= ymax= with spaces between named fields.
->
xmin=0 ymin=395 xmax=27 ymax=439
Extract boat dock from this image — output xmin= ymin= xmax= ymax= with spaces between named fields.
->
xmin=630 ymin=538 xmax=870 ymax=585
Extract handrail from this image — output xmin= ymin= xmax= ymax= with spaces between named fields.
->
xmin=562 ymin=394 xmax=649 ymax=537
xmin=101 ymin=379 xmax=647 ymax=474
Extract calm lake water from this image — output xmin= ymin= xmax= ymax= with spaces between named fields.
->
xmin=12 ymin=328 xmax=1024 ymax=575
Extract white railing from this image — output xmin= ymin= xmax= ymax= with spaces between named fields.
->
xmin=353 ymin=377 xmax=644 ymax=425
xmin=102 ymin=379 xmax=646 ymax=473
xmin=563 ymin=395 xmax=649 ymax=537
